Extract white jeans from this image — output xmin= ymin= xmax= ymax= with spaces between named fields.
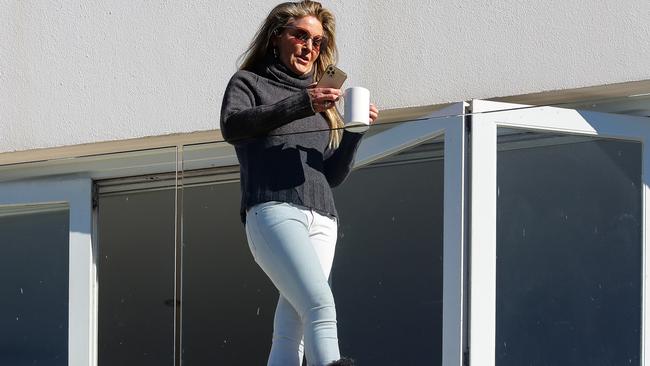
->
xmin=246 ymin=201 xmax=340 ymax=366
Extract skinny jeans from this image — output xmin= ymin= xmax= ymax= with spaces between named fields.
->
xmin=245 ymin=201 xmax=340 ymax=366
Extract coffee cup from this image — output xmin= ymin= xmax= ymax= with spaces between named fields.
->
xmin=344 ymin=87 xmax=370 ymax=133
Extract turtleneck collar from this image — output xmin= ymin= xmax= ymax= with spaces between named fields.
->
xmin=257 ymin=54 xmax=314 ymax=88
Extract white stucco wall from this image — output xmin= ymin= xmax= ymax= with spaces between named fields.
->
xmin=1 ymin=0 xmax=649 ymax=153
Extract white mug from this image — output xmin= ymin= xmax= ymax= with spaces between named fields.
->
xmin=344 ymin=87 xmax=370 ymax=133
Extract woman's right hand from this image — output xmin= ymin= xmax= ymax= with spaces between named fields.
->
xmin=307 ymin=84 xmax=342 ymax=113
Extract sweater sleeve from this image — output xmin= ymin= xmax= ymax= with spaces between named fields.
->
xmin=323 ymin=130 xmax=365 ymax=187
xmin=220 ymin=73 xmax=315 ymax=145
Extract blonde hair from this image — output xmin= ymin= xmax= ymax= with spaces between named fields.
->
xmin=239 ymin=1 xmax=343 ymax=148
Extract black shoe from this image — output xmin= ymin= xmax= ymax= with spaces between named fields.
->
xmin=327 ymin=358 xmax=355 ymax=366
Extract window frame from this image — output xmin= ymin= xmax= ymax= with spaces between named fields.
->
xmin=0 ymin=176 xmax=95 ymax=366
xmin=469 ymin=99 xmax=650 ymax=366
xmin=353 ymin=102 xmax=468 ymax=366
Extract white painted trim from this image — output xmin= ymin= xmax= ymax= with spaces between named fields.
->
xmin=469 ymin=103 xmax=498 ymax=366
xmin=473 ymin=99 xmax=650 ymax=140
xmin=0 ymin=142 xmax=240 ymax=184
xmin=0 ymin=176 xmax=94 ymax=366
xmin=470 ymin=98 xmax=650 ymax=366
xmin=353 ymin=103 xmax=465 ymax=169
xmin=441 ymin=104 xmax=468 ymax=366
xmin=0 ymin=147 xmax=180 ymax=183
xmin=0 ymin=130 xmax=222 ymax=166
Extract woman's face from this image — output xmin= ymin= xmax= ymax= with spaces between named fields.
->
xmin=274 ymin=16 xmax=324 ymax=75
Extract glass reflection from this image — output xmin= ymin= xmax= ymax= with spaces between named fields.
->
xmin=333 ymin=137 xmax=444 ymax=365
xmin=0 ymin=204 xmax=69 ymax=366
xmin=97 ymin=189 xmax=176 ymax=366
xmin=181 ymin=179 xmax=277 ymax=365
xmin=180 ymin=145 xmax=276 ymax=366
xmin=496 ymin=129 xmax=641 ymax=366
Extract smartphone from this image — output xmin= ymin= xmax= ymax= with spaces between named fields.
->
xmin=316 ymin=65 xmax=347 ymax=89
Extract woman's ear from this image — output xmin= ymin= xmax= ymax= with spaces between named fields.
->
xmin=272 ymin=31 xmax=281 ymax=47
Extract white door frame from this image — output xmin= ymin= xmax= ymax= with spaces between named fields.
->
xmin=355 ymin=102 xmax=468 ymax=366
xmin=469 ymin=99 xmax=650 ymax=366
xmin=0 ymin=175 xmax=95 ymax=366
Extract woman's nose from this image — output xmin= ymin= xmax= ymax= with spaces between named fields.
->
xmin=304 ymin=39 xmax=315 ymax=51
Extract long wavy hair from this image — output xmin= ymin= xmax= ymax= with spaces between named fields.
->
xmin=238 ymin=1 xmax=343 ymax=148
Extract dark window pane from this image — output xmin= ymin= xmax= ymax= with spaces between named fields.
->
xmin=496 ymin=131 xmax=642 ymax=366
xmin=333 ymin=140 xmax=444 ymax=366
xmin=0 ymin=205 xmax=69 ymax=366
xmin=180 ymin=182 xmax=276 ymax=365
xmin=98 ymin=190 xmax=175 ymax=366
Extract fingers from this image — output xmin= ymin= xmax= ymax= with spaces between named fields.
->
xmin=309 ymin=88 xmax=342 ymax=100
xmin=369 ymin=103 xmax=379 ymax=124
xmin=307 ymin=88 xmax=379 ymax=121
xmin=308 ymin=88 xmax=342 ymax=112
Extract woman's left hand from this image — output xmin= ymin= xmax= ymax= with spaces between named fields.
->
xmin=369 ymin=103 xmax=379 ymax=124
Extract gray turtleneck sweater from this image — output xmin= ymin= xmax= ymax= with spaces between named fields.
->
xmin=220 ymin=59 xmax=364 ymax=223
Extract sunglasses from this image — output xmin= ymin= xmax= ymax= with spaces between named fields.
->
xmin=280 ymin=26 xmax=328 ymax=52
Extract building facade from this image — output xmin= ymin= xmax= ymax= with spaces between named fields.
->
xmin=1 ymin=1 xmax=650 ymax=365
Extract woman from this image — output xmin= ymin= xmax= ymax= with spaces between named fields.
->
xmin=221 ymin=2 xmax=378 ymax=365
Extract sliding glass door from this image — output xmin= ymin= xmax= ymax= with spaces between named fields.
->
xmin=470 ymin=100 xmax=650 ymax=366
